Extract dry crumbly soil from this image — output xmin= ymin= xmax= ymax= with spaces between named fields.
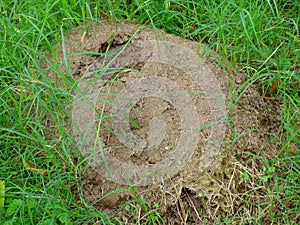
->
xmin=44 ymin=21 xmax=287 ymax=224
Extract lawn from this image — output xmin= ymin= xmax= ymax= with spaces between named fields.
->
xmin=0 ymin=0 xmax=299 ymax=224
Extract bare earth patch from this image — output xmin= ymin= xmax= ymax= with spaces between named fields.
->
xmin=45 ymin=21 xmax=285 ymax=224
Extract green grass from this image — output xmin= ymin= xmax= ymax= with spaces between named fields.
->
xmin=1 ymin=0 xmax=299 ymax=224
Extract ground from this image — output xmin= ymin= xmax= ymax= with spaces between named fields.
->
xmin=1 ymin=1 xmax=299 ymax=224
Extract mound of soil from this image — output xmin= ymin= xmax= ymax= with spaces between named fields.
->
xmin=45 ymin=21 xmax=283 ymax=224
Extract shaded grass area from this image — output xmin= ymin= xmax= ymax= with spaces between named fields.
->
xmin=0 ymin=0 xmax=299 ymax=224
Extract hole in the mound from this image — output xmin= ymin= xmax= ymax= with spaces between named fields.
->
xmin=98 ymin=33 xmax=132 ymax=53
xmin=128 ymin=62 xmax=144 ymax=71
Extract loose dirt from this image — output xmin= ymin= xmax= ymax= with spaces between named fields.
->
xmin=45 ymin=21 xmax=285 ymax=224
